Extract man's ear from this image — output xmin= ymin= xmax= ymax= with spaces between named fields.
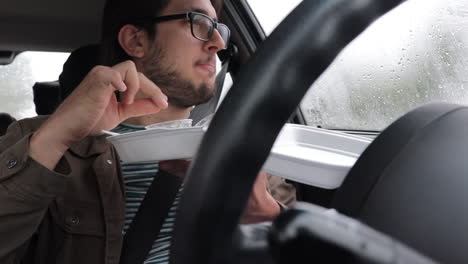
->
xmin=118 ymin=24 xmax=149 ymax=58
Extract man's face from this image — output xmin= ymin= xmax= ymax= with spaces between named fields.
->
xmin=140 ymin=0 xmax=224 ymax=108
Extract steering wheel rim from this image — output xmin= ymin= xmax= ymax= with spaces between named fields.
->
xmin=170 ymin=1 xmax=404 ymax=263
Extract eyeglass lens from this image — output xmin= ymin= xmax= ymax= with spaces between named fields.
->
xmin=191 ymin=14 xmax=230 ymax=49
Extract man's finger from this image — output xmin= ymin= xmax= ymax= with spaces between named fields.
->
xmin=111 ymin=61 xmax=141 ymax=104
xmin=253 ymin=171 xmax=268 ymax=191
xmin=118 ymin=98 xmax=163 ymax=120
xmin=109 ymin=61 xmax=168 ymax=108
xmin=62 ymin=66 xmax=125 ymax=110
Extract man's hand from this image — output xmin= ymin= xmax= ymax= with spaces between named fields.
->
xmin=160 ymin=160 xmax=280 ymax=224
xmin=241 ymin=171 xmax=281 ymax=224
xmin=30 ymin=61 xmax=168 ymax=170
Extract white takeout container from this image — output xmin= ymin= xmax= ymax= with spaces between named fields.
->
xmin=262 ymin=124 xmax=371 ymax=189
xmin=145 ymin=119 xmax=193 ymax=129
xmin=107 ymin=126 xmax=206 ymax=162
xmin=107 ymin=124 xmax=371 ymax=189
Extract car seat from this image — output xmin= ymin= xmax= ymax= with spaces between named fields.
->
xmin=59 ymin=44 xmax=100 ymax=101
xmin=0 ymin=112 xmax=16 ymax=135
xmin=32 ymin=81 xmax=61 ymax=115
xmin=330 ymin=102 xmax=468 ymax=263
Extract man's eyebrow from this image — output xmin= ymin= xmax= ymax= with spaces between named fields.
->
xmin=191 ymin=7 xmax=218 ymax=21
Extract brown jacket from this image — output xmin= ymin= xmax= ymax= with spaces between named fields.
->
xmin=0 ymin=116 xmax=125 ymax=264
xmin=0 ymin=116 xmax=296 ymax=264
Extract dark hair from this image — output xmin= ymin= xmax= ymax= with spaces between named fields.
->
xmin=0 ymin=113 xmax=16 ymax=136
xmin=100 ymin=0 xmax=222 ymax=66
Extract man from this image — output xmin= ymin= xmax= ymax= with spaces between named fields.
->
xmin=99 ymin=0 xmax=284 ymax=262
xmin=0 ymin=0 xmax=288 ymax=263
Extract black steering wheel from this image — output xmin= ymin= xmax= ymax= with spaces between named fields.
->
xmin=170 ymin=1 xmax=404 ymax=263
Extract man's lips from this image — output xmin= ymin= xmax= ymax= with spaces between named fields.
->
xmin=195 ymin=57 xmax=216 ymax=74
xmin=196 ymin=63 xmax=216 ymax=73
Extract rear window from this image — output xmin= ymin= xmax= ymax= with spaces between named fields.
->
xmin=0 ymin=52 xmax=69 ymax=119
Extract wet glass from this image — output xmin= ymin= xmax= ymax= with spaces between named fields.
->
xmin=300 ymin=0 xmax=468 ymax=130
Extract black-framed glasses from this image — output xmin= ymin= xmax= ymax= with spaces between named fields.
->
xmin=150 ymin=12 xmax=230 ymax=50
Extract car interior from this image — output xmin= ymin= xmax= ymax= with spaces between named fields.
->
xmin=1 ymin=0 xmax=467 ymax=263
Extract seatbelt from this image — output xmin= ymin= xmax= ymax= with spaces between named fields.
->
xmin=120 ymin=170 xmax=182 ymax=264
xmin=189 ymin=44 xmax=235 ymax=124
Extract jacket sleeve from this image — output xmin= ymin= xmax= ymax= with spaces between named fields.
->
xmin=0 ymin=120 xmax=71 ymax=260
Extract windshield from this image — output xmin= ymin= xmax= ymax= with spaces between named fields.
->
xmin=248 ymin=0 xmax=468 ymax=131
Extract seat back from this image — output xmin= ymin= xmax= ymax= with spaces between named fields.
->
xmin=32 ymin=81 xmax=61 ymax=115
xmin=59 ymin=44 xmax=100 ymax=101
xmin=0 ymin=112 xmax=15 ymax=135
xmin=332 ymin=103 xmax=468 ymax=263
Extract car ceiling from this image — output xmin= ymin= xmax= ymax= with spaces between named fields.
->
xmin=0 ymin=0 xmax=105 ymax=52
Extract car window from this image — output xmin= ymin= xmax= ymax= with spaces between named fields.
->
xmin=249 ymin=0 xmax=468 ymax=131
xmin=215 ymin=57 xmax=233 ymax=108
xmin=0 ymin=52 xmax=69 ymax=120
xmin=247 ymin=0 xmax=302 ymax=35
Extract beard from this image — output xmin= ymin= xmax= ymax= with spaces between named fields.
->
xmin=140 ymin=45 xmax=216 ymax=108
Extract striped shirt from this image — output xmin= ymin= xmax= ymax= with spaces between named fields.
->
xmin=113 ymin=123 xmax=182 ymax=264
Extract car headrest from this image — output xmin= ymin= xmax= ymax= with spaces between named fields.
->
xmin=0 ymin=112 xmax=16 ymax=135
xmin=32 ymin=81 xmax=61 ymax=115
xmin=59 ymin=44 xmax=100 ymax=101
xmin=332 ymin=102 xmax=468 ymax=263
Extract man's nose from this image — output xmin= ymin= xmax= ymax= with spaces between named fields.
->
xmin=205 ymin=29 xmax=225 ymax=53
